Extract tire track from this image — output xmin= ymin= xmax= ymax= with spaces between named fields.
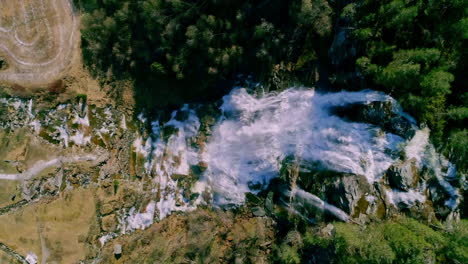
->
xmin=0 ymin=0 xmax=78 ymax=86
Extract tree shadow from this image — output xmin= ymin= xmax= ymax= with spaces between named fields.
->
xmin=133 ymin=69 xmax=234 ymax=119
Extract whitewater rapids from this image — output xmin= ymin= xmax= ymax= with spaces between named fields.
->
xmin=1 ymin=86 xmax=460 ymax=224
xmin=135 ymin=87 xmax=432 ymax=208
xmin=203 ymin=88 xmax=408 ymax=205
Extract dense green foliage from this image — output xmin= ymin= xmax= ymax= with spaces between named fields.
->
xmin=96 ymin=206 xmax=466 ymax=263
xmin=74 ymin=0 xmax=332 ymax=107
xmin=74 ymin=0 xmax=467 ymax=170
xmin=70 ymin=3 xmax=467 ymax=263
xmin=273 ymin=218 xmax=468 ymax=264
xmin=347 ymin=0 xmax=467 ymax=169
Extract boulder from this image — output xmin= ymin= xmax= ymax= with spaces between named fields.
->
xmin=428 ymin=179 xmax=456 ymax=220
xmin=331 ymin=101 xmax=416 ymax=139
xmin=101 ymin=214 xmax=118 ymax=232
xmin=170 ymin=173 xmax=188 ymax=181
xmin=387 ymin=158 xmax=419 ymax=191
xmin=326 ymin=173 xmax=371 ymax=217
xmin=252 ymin=206 xmax=266 ymax=217
xmin=320 ymin=223 xmax=336 ymax=237
xmin=279 ymin=157 xmax=372 ymax=218
xmin=190 ymin=161 xmax=208 ymax=177
xmin=100 ymin=203 xmax=114 ymax=216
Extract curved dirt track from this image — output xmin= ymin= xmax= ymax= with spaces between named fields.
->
xmin=0 ymin=0 xmax=78 ymax=86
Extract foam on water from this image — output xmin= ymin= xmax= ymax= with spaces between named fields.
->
xmin=70 ymin=131 xmax=91 ymax=146
xmin=386 ymin=189 xmax=426 ymax=207
xmin=424 ymin=144 xmax=461 ymax=209
xmin=99 ymin=234 xmax=113 ymax=246
xmin=56 ymin=125 xmax=70 ymax=147
xmin=203 ymin=88 xmax=405 ymax=205
xmin=0 ymin=87 xmax=460 ymax=220
xmin=125 ymin=201 xmax=156 ymax=231
xmin=132 ymin=105 xmax=202 ymax=220
xmin=405 ymin=127 xmax=430 ymax=165
xmin=29 ymin=119 xmax=41 ymax=133
xmin=137 ymin=87 xmax=459 ymax=213
xmin=289 ymin=187 xmax=350 ymax=222
xmin=121 ymin=115 xmax=127 ymax=130
xmin=25 ymin=252 xmax=38 ymax=264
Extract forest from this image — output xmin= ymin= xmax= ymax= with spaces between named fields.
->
xmin=74 ymin=0 xmax=466 ymax=172
xmin=71 ymin=1 xmax=467 ymax=262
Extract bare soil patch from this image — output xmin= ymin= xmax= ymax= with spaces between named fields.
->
xmin=0 ymin=188 xmax=97 ymax=263
xmin=0 ymin=0 xmax=78 ymax=87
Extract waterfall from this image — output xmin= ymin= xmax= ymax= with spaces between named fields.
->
xmin=130 ymin=87 xmax=460 ymax=217
xmin=0 ymin=87 xmax=460 ymax=221
xmin=287 ymin=188 xmax=350 ymax=222
xmin=204 ymin=88 xmax=407 ymax=205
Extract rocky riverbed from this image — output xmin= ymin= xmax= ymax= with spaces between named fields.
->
xmin=0 ymin=86 xmax=464 ymax=263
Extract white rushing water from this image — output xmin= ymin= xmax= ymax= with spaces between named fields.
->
xmin=203 ymin=88 xmax=407 ymax=205
xmin=131 ymin=87 xmax=461 ymax=215
xmin=132 ymin=105 xmax=202 ymax=219
xmin=1 ymin=87 xmax=460 ymax=223
xmin=125 ymin=201 xmax=157 ymax=231
xmin=288 ymin=188 xmax=350 ymax=222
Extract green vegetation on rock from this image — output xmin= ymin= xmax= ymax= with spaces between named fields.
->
xmin=272 ymin=218 xmax=467 ymax=264
xmin=66 ymin=2 xmax=468 ymax=262
xmin=348 ymin=0 xmax=467 ymax=170
xmin=74 ymin=0 xmax=467 ymax=173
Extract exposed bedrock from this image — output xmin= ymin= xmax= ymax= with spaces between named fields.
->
xmin=277 ymin=153 xmax=459 ymax=223
xmin=330 ymin=100 xmax=416 ymax=139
